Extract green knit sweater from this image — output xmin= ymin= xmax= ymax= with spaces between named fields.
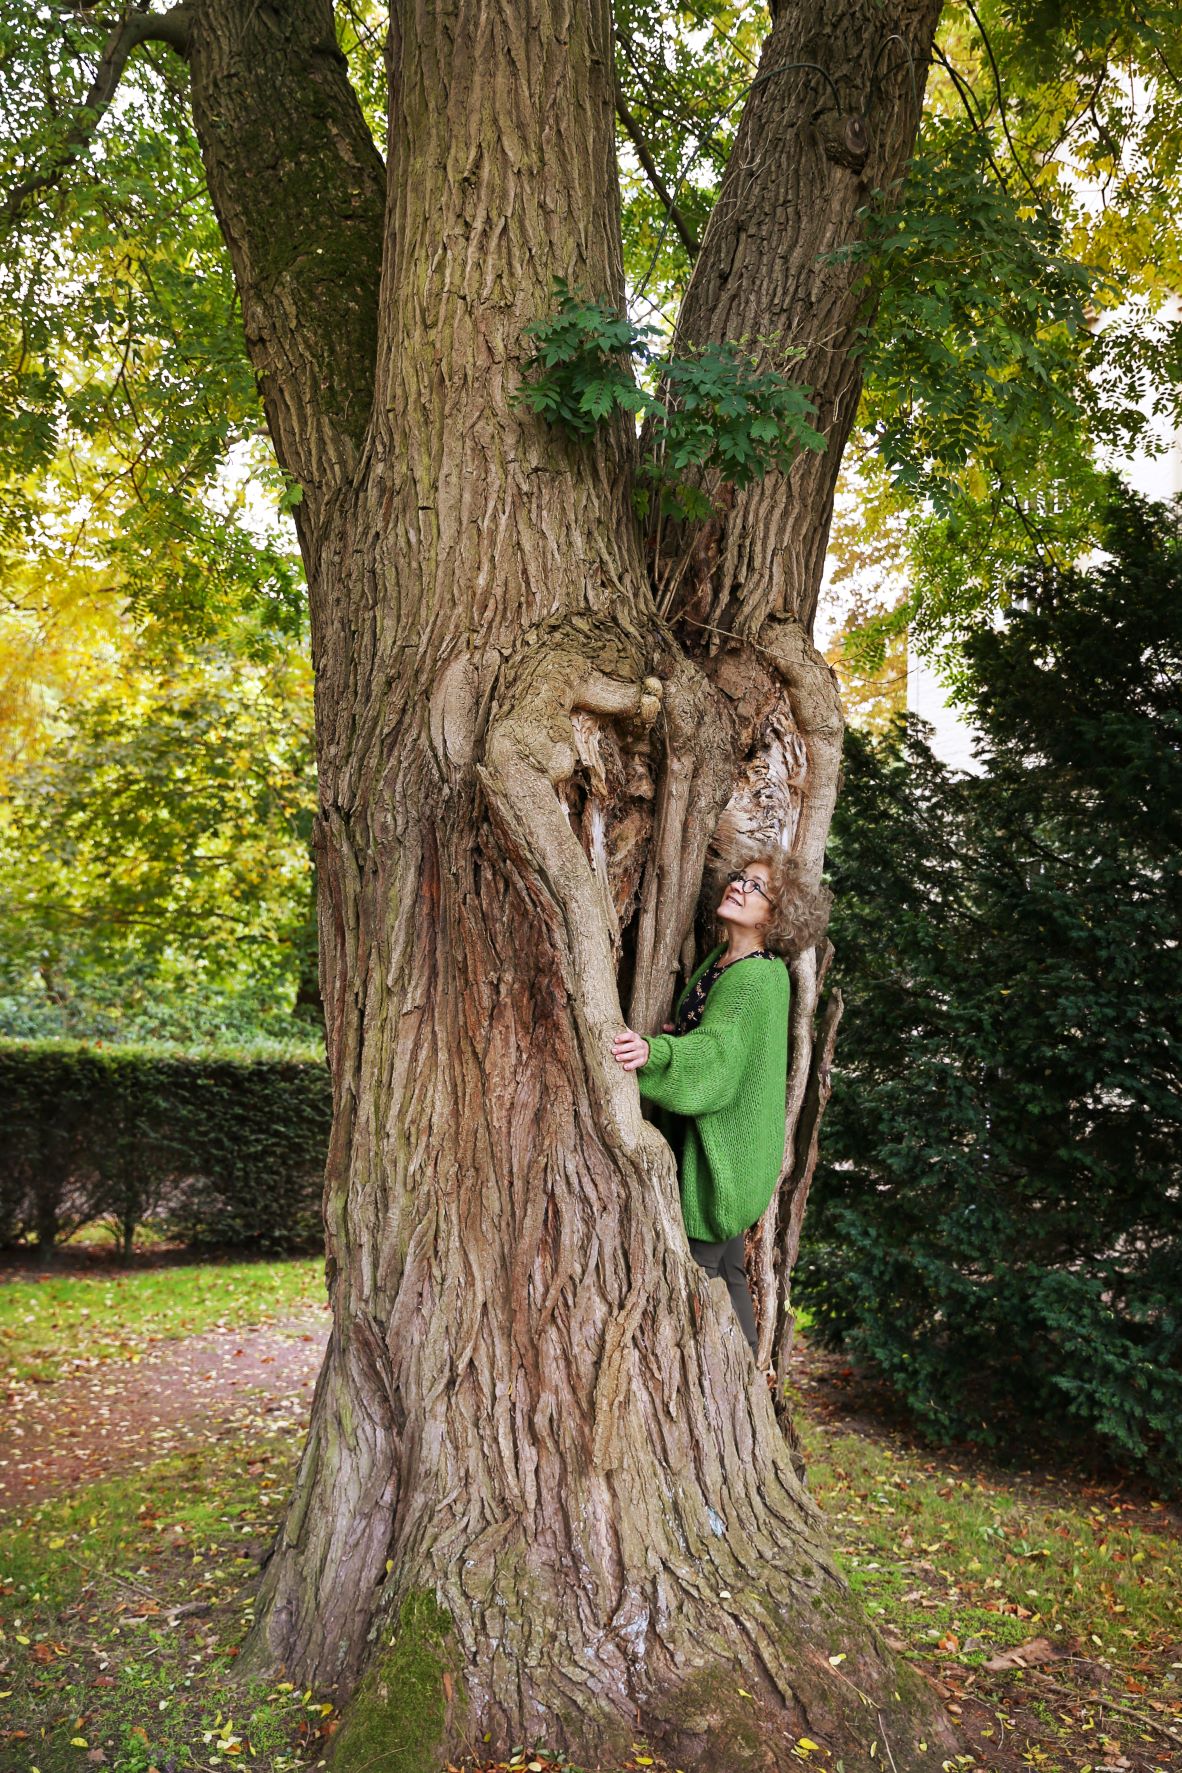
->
xmin=637 ymin=943 xmax=790 ymax=1241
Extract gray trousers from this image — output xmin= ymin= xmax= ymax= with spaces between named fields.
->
xmin=688 ymin=1233 xmax=758 ymax=1355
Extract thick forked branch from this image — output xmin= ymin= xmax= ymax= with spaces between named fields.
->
xmin=2 ymin=3 xmax=193 ymax=228
xmin=667 ymin=0 xmax=943 ymax=638
xmin=186 ymin=0 xmax=385 ymax=521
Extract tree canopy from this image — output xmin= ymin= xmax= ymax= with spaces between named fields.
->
xmin=4 ymin=5 xmax=1182 ymax=1032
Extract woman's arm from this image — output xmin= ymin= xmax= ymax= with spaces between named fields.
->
xmin=626 ymin=967 xmax=767 ymax=1116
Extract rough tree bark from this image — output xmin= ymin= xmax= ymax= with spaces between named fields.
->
xmin=141 ymin=0 xmax=954 ymax=1765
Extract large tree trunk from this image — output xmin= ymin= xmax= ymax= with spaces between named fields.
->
xmin=175 ymin=0 xmax=956 ymax=1765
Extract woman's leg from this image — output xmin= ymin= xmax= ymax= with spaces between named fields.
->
xmin=687 ymin=1234 xmax=758 ymax=1355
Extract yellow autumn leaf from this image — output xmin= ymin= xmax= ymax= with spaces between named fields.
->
xmin=70 ymin=1740 xmax=89 ymax=1750
xmin=737 ymin=1687 xmax=754 ymax=1698
xmin=636 ymin=1761 xmax=654 ymax=1768
xmin=828 ymin=1653 xmax=846 ymax=1665
xmin=799 ymin=1740 xmax=822 ymax=1753
xmin=15 ymin=1635 xmax=30 ymax=1645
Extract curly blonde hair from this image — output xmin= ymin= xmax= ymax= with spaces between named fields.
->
xmin=708 ymin=848 xmax=831 ymax=960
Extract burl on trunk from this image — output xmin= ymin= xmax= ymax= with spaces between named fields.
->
xmin=178 ymin=0 xmax=955 ymax=1764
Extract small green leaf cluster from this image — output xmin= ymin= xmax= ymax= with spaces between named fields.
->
xmin=801 ymin=489 xmax=1182 ymax=1485
xmin=651 ymin=342 xmax=826 ymax=520
xmin=515 ymin=280 xmax=824 ymax=520
xmin=514 ymin=284 xmax=644 ymax=435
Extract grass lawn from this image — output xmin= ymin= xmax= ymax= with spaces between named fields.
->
xmin=0 ymin=1259 xmax=327 ymax=1383
xmin=0 ymin=1431 xmax=334 ymax=1771
xmin=1 ymin=1262 xmax=1179 ymax=1772
xmin=800 ymin=1413 xmax=1182 ymax=1770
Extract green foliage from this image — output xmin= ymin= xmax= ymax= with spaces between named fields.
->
xmin=0 ymin=4 xmax=305 ymax=653
xmin=516 ymin=280 xmax=824 ymax=520
xmin=515 ymin=284 xmax=643 ymax=435
xmin=847 ymin=118 xmax=1107 ymax=513
xmin=0 ymin=8 xmax=319 ymax=1049
xmin=0 ymin=642 xmax=319 ymax=1046
xmin=800 ymin=491 xmax=1182 ymax=1485
xmin=831 ymin=117 xmax=1133 ymax=643
xmin=614 ymin=1 xmax=763 ymax=315
xmin=826 ymin=3 xmax=1182 ymax=650
xmin=0 ymin=1040 xmax=331 ymax=1253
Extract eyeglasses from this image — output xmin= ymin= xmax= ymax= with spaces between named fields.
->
xmin=725 ymin=870 xmax=771 ymax=903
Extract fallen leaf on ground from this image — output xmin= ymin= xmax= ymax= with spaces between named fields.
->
xmin=983 ymin=1636 xmax=1063 ymax=1672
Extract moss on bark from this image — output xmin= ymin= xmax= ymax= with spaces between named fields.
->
xmin=328 ymin=1592 xmax=465 ymax=1773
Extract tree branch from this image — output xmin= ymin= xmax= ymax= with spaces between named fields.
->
xmin=186 ymin=0 xmax=385 ymax=519
xmin=2 ymin=4 xmax=193 ymax=229
xmin=962 ymin=0 xmax=1052 ymax=219
xmin=661 ymin=0 xmax=944 ymax=638
xmin=931 ymin=45 xmax=1012 ymax=194
xmin=615 ymin=76 xmax=700 ymax=259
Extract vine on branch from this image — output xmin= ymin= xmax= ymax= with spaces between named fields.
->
xmin=516 ymin=280 xmax=826 ymax=521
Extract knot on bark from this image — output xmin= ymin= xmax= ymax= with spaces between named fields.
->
xmin=819 ymin=112 xmax=870 ymax=171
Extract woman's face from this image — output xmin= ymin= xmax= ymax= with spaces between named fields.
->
xmin=717 ymin=858 xmax=773 ymax=936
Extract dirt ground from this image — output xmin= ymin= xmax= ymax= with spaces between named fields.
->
xmin=0 ymin=1313 xmax=329 ymax=1513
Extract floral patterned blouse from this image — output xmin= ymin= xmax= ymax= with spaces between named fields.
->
xmin=674 ymin=948 xmax=778 ymax=1034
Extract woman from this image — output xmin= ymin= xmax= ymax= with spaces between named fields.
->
xmin=612 ymin=856 xmax=790 ymax=1357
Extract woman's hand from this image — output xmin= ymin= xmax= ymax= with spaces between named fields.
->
xmin=612 ymin=1027 xmax=650 ymax=1071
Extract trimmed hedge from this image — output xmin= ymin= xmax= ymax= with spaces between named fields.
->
xmin=0 ymin=1040 xmax=331 ymax=1254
